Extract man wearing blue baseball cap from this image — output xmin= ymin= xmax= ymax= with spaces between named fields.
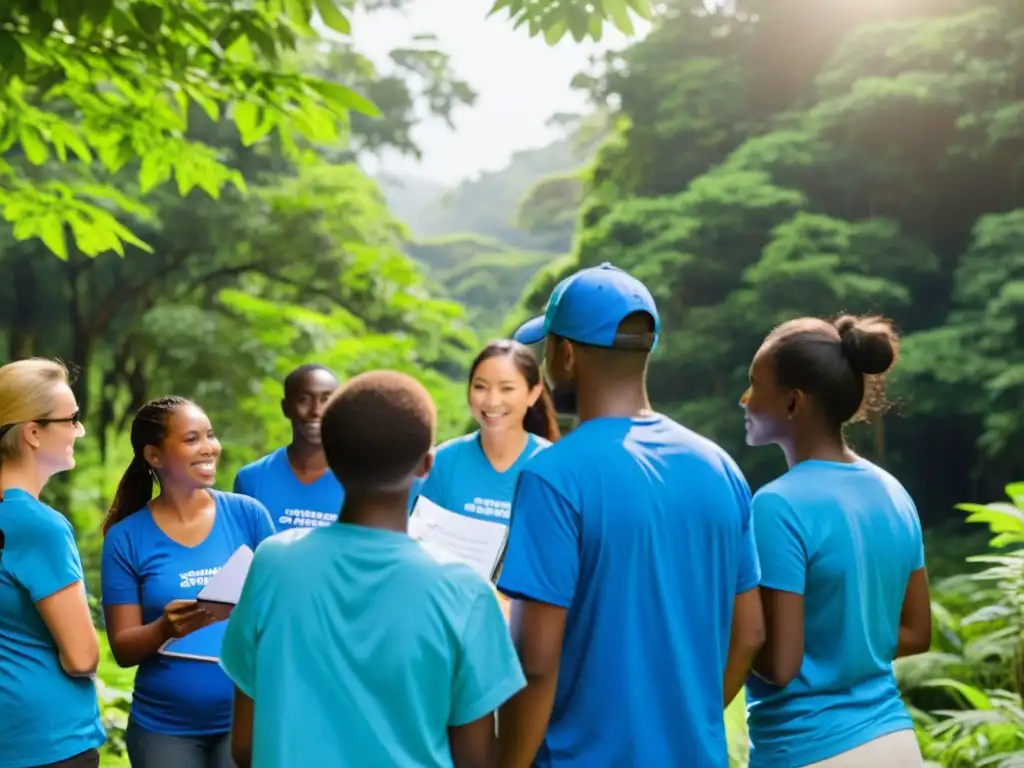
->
xmin=496 ymin=263 xmax=766 ymax=768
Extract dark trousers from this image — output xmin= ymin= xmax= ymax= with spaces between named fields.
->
xmin=34 ymin=749 xmax=100 ymax=768
xmin=125 ymin=718 xmax=233 ymax=768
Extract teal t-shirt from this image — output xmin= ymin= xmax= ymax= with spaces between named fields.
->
xmin=0 ymin=489 xmax=106 ymax=768
xmin=416 ymin=431 xmax=550 ymax=524
xmin=220 ymin=525 xmax=526 ymax=768
xmin=746 ymin=459 xmax=925 ymax=767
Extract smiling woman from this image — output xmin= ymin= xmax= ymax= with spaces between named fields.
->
xmin=0 ymin=358 xmax=107 ymax=768
xmin=413 ymin=340 xmax=559 ymax=527
xmin=98 ymin=396 xmax=276 ymax=768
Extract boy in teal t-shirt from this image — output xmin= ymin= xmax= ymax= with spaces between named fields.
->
xmin=220 ymin=371 xmax=525 ymax=768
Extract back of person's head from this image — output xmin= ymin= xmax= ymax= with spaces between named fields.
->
xmin=468 ymin=340 xmax=560 ymax=443
xmin=321 ymin=370 xmax=436 ymax=491
xmin=767 ymin=314 xmax=899 ymax=429
xmin=103 ymin=396 xmax=194 ymax=534
xmin=0 ymin=358 xmax=74 ymax=473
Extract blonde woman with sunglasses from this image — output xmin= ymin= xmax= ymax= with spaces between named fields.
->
xmin=0 ymin=358 xmax=105 ymax=768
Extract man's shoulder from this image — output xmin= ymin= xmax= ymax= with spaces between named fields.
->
xmin=237 ymin=447 xmax=285 ymax=477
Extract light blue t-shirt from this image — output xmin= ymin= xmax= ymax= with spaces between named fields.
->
xmin=0 ymin=489 xmax=106 ymax=768
xmin=101 ymin=490 xmax=275 ymax=736
xmin=416 ymin=431 xmax=549 ymax=523
xmin=220 ymin=524 xmax=526 ymax=768
xmin=497 ymin=415 xmax=760 ymax=767
xmin=746 ymin=459 xmax=925 ymax=767
xmin=234 ymin=447 xmax=344 ymax=531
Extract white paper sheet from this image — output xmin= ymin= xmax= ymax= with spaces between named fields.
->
xmin=408 ymin=496 xmax=508 ymax=582
xmin=197 ymin=545 xmax=254 ymax=605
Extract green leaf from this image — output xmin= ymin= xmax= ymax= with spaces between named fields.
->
xmin=233 ymin=101 xmax=261 ymax=145
xmin=19 ymin=126 xmax=49 ymax=165
xmin=916 ymin=678 xmax=993 ymax=710
xmin=0 ymin=34 xmax=26 ymax=82
xmin=83 ymin=0 xmax=113 ymax=26
xmin=284 ymin=0 xmax=315 ymax=34
xmin=39 ymin=216 xmax=67 ymax=260
xmin=133 ymin=2 xmax=164 ymax=35
xmin=314 ymin=0 xmax=351 ymax=35
xmin=607 ymin=0 xmax=635 ymax=36
xmin=310 ymin=81 xmax=380 ymax=117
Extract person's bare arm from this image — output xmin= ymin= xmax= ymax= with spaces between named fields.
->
xmin=231 ymin=687 xmax=254 ymax=768
xmin=896 ymin=568 xmax=932 ymax=657
xmin=449 ymin=713 xmax=497 ymax=768
xmin=723 ymin=586 xmax=765 ymax=706
xmin=497 ymin=600 xmax=566 ymax=768
xmin=36 ymin=581 xmax=99 ymax=677
xmin=750 ymin=588 xmax=804 ymax=687
xmin=104 ymin=600 xmax=211 ymax=668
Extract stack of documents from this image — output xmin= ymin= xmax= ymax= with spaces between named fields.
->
xmin=158 ymin=545 xmax=254 ymax=662
xmin=408 ymin=496 xmax=509 ymax=582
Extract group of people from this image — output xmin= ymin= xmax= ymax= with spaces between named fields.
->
xmin=0 ymin=261 xmax=932 ymax=768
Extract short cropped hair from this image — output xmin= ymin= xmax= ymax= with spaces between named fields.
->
xmin=321 ymin=370 xmax=436 ymax=488
xmin=283 ymin=363 xmax=337 ymax=400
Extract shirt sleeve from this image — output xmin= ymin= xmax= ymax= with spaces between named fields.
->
xmin=232 ymin=467 xmax=249 ymax=496
xmin=730 ymin=467 xmax=761 ymax=595
xmin=751 ymin=491 xmax=807 ymax=595
xmin=100 ymin=525 xmax=141 ymax=606
xmin=906 ymin=495 xmax=925 ymax=571
xmin=220 ymin=548 xmax=267 ymax=699
xmin=450 ymin=584 xmax=527 ymax=726
xmin=10 ymin=513 xmax=83 ymax=603
xmin=497 ymin=470 xmax=579 ymax=608
xmin=245 ymin=496 xmax=277 ymax=545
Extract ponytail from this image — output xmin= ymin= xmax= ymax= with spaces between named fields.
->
xmin=523 ymin=385 xmax=561 ymax=443
xmin=101 ymin=395 xmax=191 ymax=536
xmin=103 ymin=455 xmax=154 ymax=535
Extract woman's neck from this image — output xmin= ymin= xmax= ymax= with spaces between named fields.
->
xmin=152 ymin=484 xmax=212 ymax=522
xmin=0 ymin=462 xmax=47 ymax=499
xmin=479 ymin=429 xmax=529 ymax=473
xmin=783 ymin=431 xmax=857 ymax=469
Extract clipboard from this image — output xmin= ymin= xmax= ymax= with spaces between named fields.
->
xmin=156 ymin=545 xmax=254 ymax=662
xmin=158 ymin=621 xmax=227 ymax=663
xmin=408 ymin=497 xmax=510 ymax=583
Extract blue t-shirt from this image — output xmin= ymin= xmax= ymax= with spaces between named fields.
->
xmin=220 ymin=525 xmax=526 ymax=768
xmin=416 ymin=431 xmax=549 ymax=524
xmin=497 ymin=415 xmax=760 ymax=767
xmin=101 ymin=490 xmax=275 ymax=736
xmin=0 ymin=490 xmax=106 ymax=768
xmin=746 ymin=459 xmax=925 ymax=767
xmin=234 ymin=447 xmax=344 ymax=531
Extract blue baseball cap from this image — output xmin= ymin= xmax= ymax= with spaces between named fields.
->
xmin=513 ymin=262 xmax=661 ymax=351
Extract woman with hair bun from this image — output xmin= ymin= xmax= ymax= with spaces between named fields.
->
xmin=740 ymin=314 xmax=932 ymax=768
xmin=0 ymin=358 xmax=106 ymax=768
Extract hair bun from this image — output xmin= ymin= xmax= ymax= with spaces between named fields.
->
xmin=834 ymin=315 xmax=897 ymax=376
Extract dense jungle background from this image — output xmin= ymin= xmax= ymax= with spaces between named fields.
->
xmin=1 ymin=0 xmax=1022 ymax=765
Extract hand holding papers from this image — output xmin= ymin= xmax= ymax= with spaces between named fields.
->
xmin=409 ymin=496 xmax=509 ymax=582
xmin=158 ymin=545 xmax=254 ymax=662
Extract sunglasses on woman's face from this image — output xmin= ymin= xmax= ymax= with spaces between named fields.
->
xmin=0 ymin=410 xmax=81 ymax=439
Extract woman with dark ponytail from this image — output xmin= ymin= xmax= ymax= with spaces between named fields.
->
xmin=414 ymin=340 xmax=559 ymax=527
xmin=100 ymin=396 xmax=275 ymax=768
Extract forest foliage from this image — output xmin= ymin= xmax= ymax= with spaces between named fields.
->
xmin=1 ymin=1 xmax=1022 ymax=767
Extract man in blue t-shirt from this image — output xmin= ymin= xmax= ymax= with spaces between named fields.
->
xmin=233 ymin=364 xmax=345 ymax=531
xmin=496 ymin=262 xmax=766 ymax=768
